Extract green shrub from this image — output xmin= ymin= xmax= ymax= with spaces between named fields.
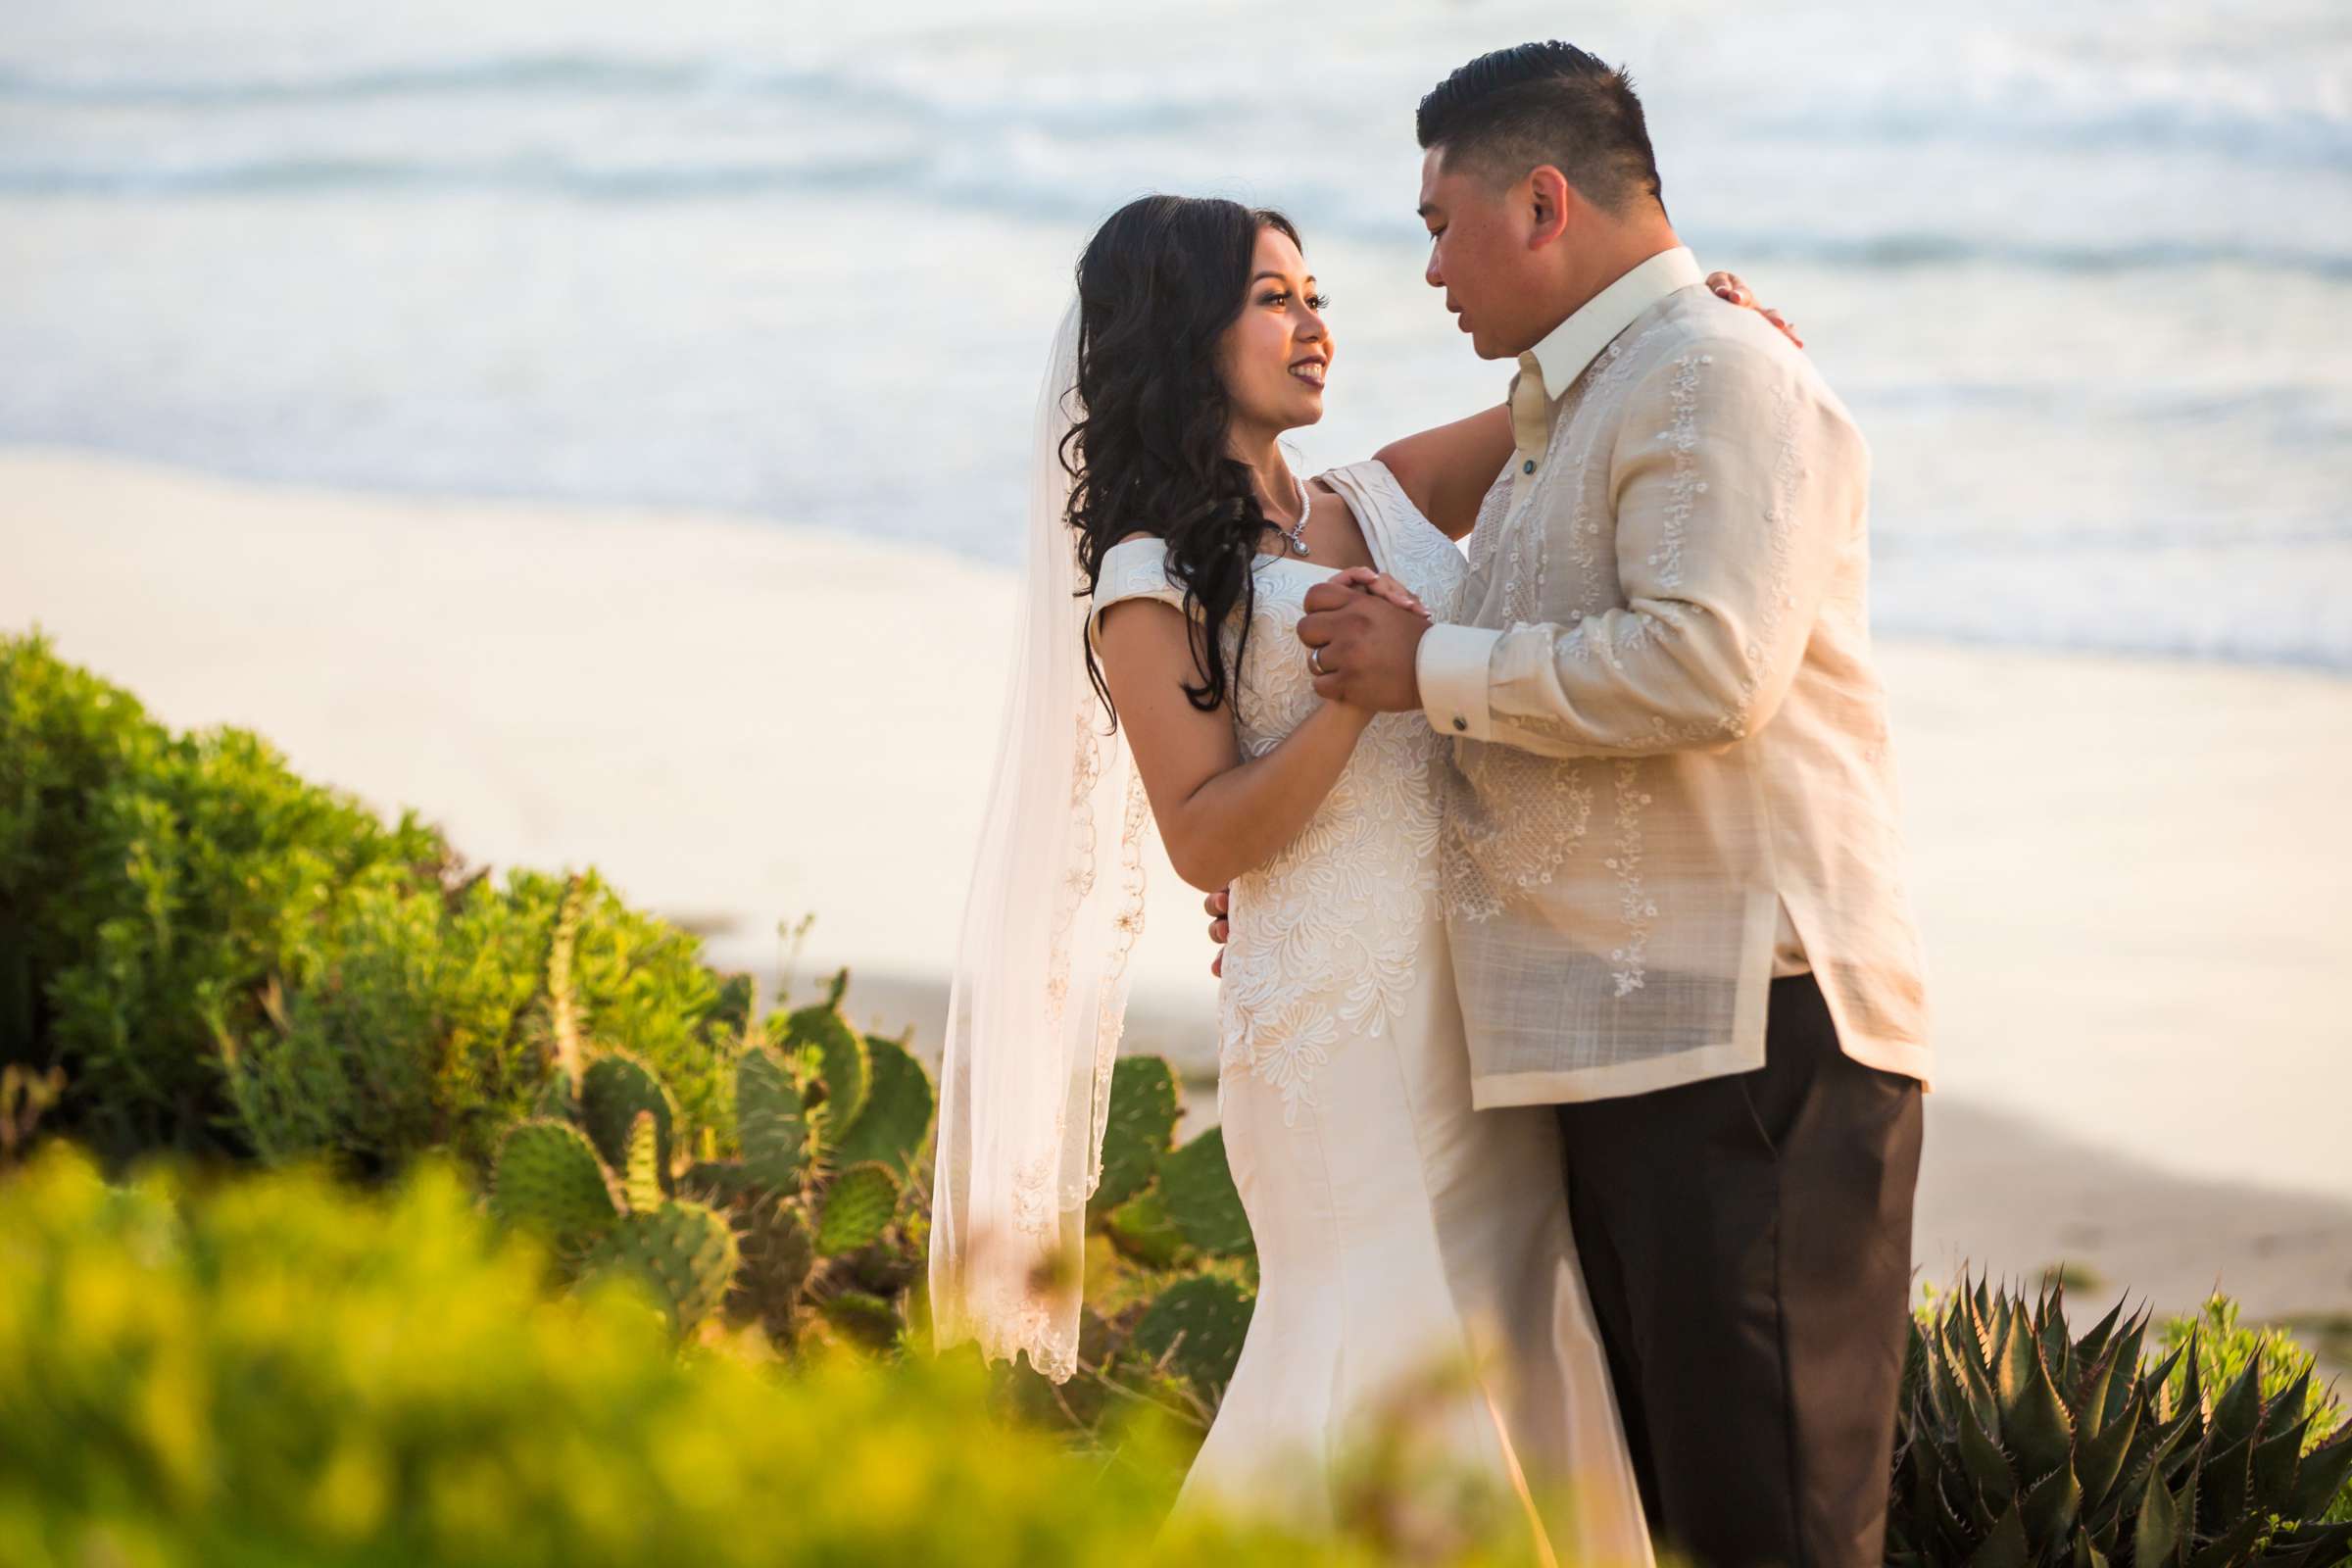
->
xmin=2158 ymin=1294 xmax=2352 ymax=1524
xmin=1 ymin=631 xmax=736 ymax=1176
xmin=0 ymin=1138 xmax=1545 ymax=1567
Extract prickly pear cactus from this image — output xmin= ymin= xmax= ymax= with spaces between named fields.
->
xmin=1090 ymin=1054 xmax=1179 ymax=1214
xmin=1160 ymin=1126 xmax=1252 ymax=1257
xmin=1133 ymin=1274 xmax=1253 ymax=1396
xmin=789 ymin=1004 xmax=870 ymax=1133
xmin=680 ymin=1158 xmax=759 ymax=1207
xmin=622 ymin=1109 xmax=665 ymax=1212
xmin=530 ymin=1064 xmax=577 ymax=1125
xmin=703 ymin=970 xmax=756 ymax=1045
xmin=829 ymin=1033 xmax=935 ymax=1176
xmin=732 ymin=1196 xmax=817 ymax=1337
xmin=735 ymin=1044 xmax=810 ymax=1194
xmin=580 ymin=1200 xmax=739 ymax=1334
xmin=815 ymin=1161 xmax=901 ymax=1256
xmin=818 ymin=1290 xmax=904 ymax=1352
xmin=1102 ymin=1190 xmax=1184 ymax=1269
xmin=580 ymin=1052 xmax=676 ymax=1179
xmin=490 ymin=1118 xmax=619 ymax=1254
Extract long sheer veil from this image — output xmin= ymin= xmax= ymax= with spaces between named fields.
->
xmin=927 ymin=296 xmax=1152 ymax=1383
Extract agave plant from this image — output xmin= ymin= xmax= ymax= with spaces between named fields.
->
xmin=1890 ymin=1275 xmax=2352 ymax=1568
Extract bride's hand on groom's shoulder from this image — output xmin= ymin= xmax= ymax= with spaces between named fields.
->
xmin=1708 ymin=270 xmax=1805 ymax=350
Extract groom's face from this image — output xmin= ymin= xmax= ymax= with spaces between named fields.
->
xmin=1418 ymin=147 xmax=1548 ymax=361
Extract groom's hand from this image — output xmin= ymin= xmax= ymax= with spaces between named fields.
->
xmin=1298 ymin=580 xmax=1430 ymax=713
xmin=1205 ymin=887 xmax=1229 ymax=977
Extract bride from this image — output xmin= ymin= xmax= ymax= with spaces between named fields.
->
xmin=929 ymin=192 xmax=1778 ymax=1556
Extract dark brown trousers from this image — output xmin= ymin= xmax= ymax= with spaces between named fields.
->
xmin=1552 ymin=973 xmax=1923 ymax=1568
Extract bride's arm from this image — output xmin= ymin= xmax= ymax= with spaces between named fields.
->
xmin=1095 ymin=597 xmax=1369 ymax=892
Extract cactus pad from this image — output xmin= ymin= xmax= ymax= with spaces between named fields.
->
xmin=1089 ymin=1054 xmax=1179 ymax=1214
xmin=529 ymin=1064 xmax=576 ymax=1125
xmin=732 ymin=1197 xmax=817 ymax=1333
xmin=818 ymin=1289 xmax=903 ymax=1352
xmin=1102 ymin=1190 xmax=1185 ymax=1269
xmin=735 ymin=1045 xmax=810 ymax=1193
xmin=829 ymin=1033 xmax=935 ymax=1176
xmin=814 ymin=1161 xmax=901 ymax=1256
xmin=580 ymin=1052 xmax=676 ymax=1181
xmin=1133 ymin=1275 xmax=1253 ymax=1395
xmin=1159 ymin=1126 xmax=1252 ymax=1257
xmin=789 ymin=1004 xmax=870 ymax=1134
xmin=580 ymin=1200 xmax=738 ymax=1334
xmin=622 ymin=1109 xmax=665 ymax=1213
xmin=490 ymin=1118 xmax=619 ymax=1254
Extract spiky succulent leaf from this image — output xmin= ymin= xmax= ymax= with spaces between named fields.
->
xmin=2079 ymin=1396 xmax=2142 ymax=1512
xmin=490 ymin=1118 xmax=618 ymax=1253
xmin=1159 ymin=1126 xmax=1251 ymax=1257
xmin=814 ymin=1161 xmax=900 ymax=1256
xmin=736 ymin=1045 xmax=810 ymax=1193
xmin=1089 ymin=1054 xmax=1180 ymax=1215
xmin=829 ymin=1033 xmax=934 ymax=1176
xmin=1973 ymin=1504 xmax=2029 ymax=1568
xmin=1132 ymin=1274 xmax=1252 ymax=1396
xmin=2289 ymin=1426 xmax=2352 ymax=1522
xmin=2009 ymin=1332 xmax=2078 ymax=1483
xmin=2209 ymin=1354 xmax=2266 ymax=1452
xmin=2020 ymin=1462 xmax=2082 ymax=1551
xmin=580 ymin=1052 xmax=676 ymax=1177
xmin=580 ymin=1200 xmax=738 ymax=1334
xmin=1959 ymin=1396 xmax=2020 ymax=1506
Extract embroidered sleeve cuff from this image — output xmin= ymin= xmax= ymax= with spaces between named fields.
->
xmin=1416 ymin=621 xmax=1502 ymax=743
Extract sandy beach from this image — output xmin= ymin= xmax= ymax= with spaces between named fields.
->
xmin=5 ymin=446 xmax=2347 ymax=1336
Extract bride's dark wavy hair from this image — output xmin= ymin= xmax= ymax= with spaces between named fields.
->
xmin=1065 ymin=193 xmax=1305 ymax=726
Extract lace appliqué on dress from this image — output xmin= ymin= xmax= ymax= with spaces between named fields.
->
xmin=1217 ymin=472 xmax=1461 ymax=1127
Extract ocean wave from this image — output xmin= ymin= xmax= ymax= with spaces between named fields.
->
xmin=9 ymin=148 xmax=2343 ymax=284
xmin=1737 ymin=69 xmax=2352 ymax=172
xmin=5 ymin=40 xmax=2343 ymax=171
xmin=0 ymin=50 xmax=1233 ymax=134
xmin=0 ymin=53 xmax=771 ymax=105
xmin=1675 ymin=227 xmax=2352 ymax=283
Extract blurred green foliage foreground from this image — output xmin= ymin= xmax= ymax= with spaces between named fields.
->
xmin=1 ymin=625 xmax=2346 ymax=1566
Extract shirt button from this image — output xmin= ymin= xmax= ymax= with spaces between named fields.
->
xmin=1522 ymin=460 xmax=1537 ymax=474
xmin=1452 ymin=715 xmax=1469 ymax=731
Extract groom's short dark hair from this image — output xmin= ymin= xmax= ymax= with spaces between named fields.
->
xmin=1417 ymin=42 xmax=1664 ymax=217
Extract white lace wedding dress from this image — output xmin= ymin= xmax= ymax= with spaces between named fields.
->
xmin=1086 ymin=460 xmax=1652 ymax=1561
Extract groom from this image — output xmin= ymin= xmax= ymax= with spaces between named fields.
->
xmin=1231 ymin=41 xmax=1935 ymax=1568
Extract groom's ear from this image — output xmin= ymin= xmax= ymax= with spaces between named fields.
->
xmin=1525 ymin=166 xmax=1575 ymax=249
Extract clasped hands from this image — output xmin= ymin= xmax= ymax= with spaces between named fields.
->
xmin=1296 ymin=568 xmax=1433 ymax=714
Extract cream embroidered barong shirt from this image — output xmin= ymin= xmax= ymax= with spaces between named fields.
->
xmin=1414 ymin=246 xmax=1933 ymax=1106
